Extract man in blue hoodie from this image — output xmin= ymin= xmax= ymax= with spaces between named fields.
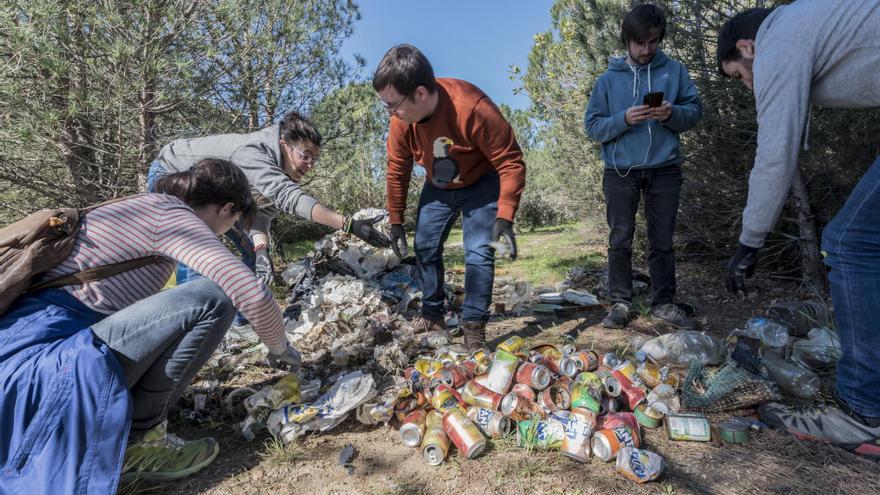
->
xmin=584 ymin=4 xmax=702 ymax=330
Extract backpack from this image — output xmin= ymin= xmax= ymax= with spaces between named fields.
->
xmin=0 ymin=195 xmax=161 ymax=316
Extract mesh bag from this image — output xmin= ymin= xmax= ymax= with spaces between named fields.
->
xmin=682 ymin=359 xmax=781 ymax=412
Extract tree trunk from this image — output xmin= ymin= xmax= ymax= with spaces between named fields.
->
xmin=789 ymin=168 xmax=828 ymax=294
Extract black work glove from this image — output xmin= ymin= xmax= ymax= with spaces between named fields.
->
xmin=255 ymin=247 xmax=274 ymax=286
xmin=726 ymin=243 xmax=759 ymax=296
xmin=491 ymin=219 xmax=518 ymax=261
xmin=266 ymin=343 xmax=302 ymax=370
xmin=344 ymin=215 xmax=392 ymax=248
xmin=389 ymin=224 xmax=408 ymax=258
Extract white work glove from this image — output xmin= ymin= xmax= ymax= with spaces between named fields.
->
xmin=266 ymin=342 xmax=302 ymax=370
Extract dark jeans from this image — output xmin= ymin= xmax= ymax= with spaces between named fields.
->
xmin=415 ymin=172 xmax=499 ymax=324
xmin=822 ymin=156 xmax=880 ymax=418
xmin=603 ymin=165 xmax=682 ymax=306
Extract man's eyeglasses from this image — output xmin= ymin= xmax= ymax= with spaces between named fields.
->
xmin=381 ymin=94 xmax=408 ymax=114
xmin=289 ymin=144 xmax=319 ymax=164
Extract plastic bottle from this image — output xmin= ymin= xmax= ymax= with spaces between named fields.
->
xmin=742 ymin=317 xmax=791 ymax=349
xmin=639 ymin=331 xmax=726 ymax=366
xmin=767 ymin=301 xmax=832 ymax=338
xmin=761 ymin=353 xmax=820 ymax=399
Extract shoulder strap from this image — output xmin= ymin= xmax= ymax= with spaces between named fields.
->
xmin=29 ymin=255 xmax=165 ymax=292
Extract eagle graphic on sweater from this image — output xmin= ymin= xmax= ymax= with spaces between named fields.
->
xmin=431 ymin=136 xmax=462 ymax=187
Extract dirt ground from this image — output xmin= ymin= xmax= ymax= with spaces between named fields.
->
xmin=122 ymin=254 xmax=878 ymax=495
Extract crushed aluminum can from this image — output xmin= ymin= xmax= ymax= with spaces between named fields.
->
xmin=600 ymin=396 xmax=621 ymax=415
xmin=592 ymin=425 xmax=641 ymax=462
xmin=561 ymin=409 xmax=594 ymax=463
xmin=400 ymin=409 xmax=427 ymax=447
xmin=440 ymin=363 xmax=475 ymax=388
xmin=594 ymin=369 xmax=622 ymax=397
xmin=571 ymin=372 xmax=603 ymax=413
xmin=516 ymin=416 xmax=565 ymax=450
xmin=511 ymin=383 xmax=537 ymax=402
xmin=558 ymin=356 xmax=581 ymax=377
xmin=430 ymin=387 xmax=461 ymax=413
xmin=485 ymin=349 xmax=519 ymax=395
xmin=461 ymin=380 xmax=503 ymax=410
xmin=441 ymin=409 xmax=486 ymax=459
xmin=538 ymin=383 xmax=571 ymax=412
xmin=501 ymin=391 xmax=543 ymax=422
xmin=612 ymin=369 xmax=646 ymax=410
xmin=616 ymin=447 xmax=664 ymax=483
xmin=467 ymin=406 xmax=512 ymax=438
xmin=572 ymin=350 xmax=600 ymax=372
xmin=496 ymin=335 xmax=525 ymax=355
xmin=515 ymin=362 xmax=552 ymax=390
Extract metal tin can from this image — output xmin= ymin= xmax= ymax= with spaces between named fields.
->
xmin=485 ymin=349 xmax=519 ymax=395
xmin=602 ymin=352 xmax=622 ymax=369
xmin=467 ymin=406 xmax=512 ymax=438
xmin=613 ymin=359 xmax=638 ymax=382
xmin=573 ymin=350 xmax=600 ymax=372
xmin=591 ymin=425 xmax=641 ymax=462
xmin=511 ymin=383 xmax=536 ymax=402
xmin=633 ymin=404 xmax=663 ymax=429
xmin=571 ymin=372 xmax=603 ymax=413
xmin=421 ymin=411 xmax=449 ymax=465
xmin=500 ymin=391 xmax=542 ymax=422
xmin=515 ymin=362 xmax=552 ymax=390
xmin=558 ymin=356 xmax=581 ymax=377
xmin=497 ymin=335 xmax=525 ymax=354
xmin=616 ymin=447 xmax=665 ymax=483
xmin=636 ymin=361 xmax=662 ymax=389
xmin=664 ymin=413 xmax=712 ymax=442
xmin=594 ymin=369 xmax=622 ymax=397
xmin=612 ymin=369 xmax=646 ymax=410
xmin=516 ymin=417 xmax=565 ymax=450
xmin=561 ymin=410 xmax=594 ymax=463
xmin=471 ymin=350 xmax=493 ymax=375
xmin=400 ymin=409 xmax=427 ymax=447
xmin=538 ymin=383 xmax=571 ymax=412
xmin=442 ymin=409 xmax=486 ymax=459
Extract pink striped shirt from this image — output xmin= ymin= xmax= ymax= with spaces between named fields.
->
xmin=44 ymin=194 xmax=286 ymax=350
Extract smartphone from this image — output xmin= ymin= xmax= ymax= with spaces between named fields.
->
xmin=643 ymin=91 xmax=664 ymax=108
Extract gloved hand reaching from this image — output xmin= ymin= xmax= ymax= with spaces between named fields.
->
xmin=390 ymin=224 xmax=408 ymax=258
xmin=491 ymin=219 xmax=518 ymax=261
xmin=344 ymin=215 xmax=392 ymax=248
xmin=726 ymin=243 xmax=759 ymax=296
xmin=254 ymin=247 xmax=274 ymax=286
xmin=266 ymin=342 xmax=302 ymax=370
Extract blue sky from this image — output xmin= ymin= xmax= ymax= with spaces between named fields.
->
xmin=340 ymin=0 xmax=556 ymax=110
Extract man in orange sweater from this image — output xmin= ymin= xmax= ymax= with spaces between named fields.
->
xmin=372 ymin=44 xmax=526 ymax=351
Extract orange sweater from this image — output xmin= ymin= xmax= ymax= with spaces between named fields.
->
xmin=385 ymin=78 xmax=526 ymax=224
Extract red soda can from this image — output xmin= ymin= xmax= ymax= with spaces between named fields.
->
xmin=601 ymin=412 xmax=640 ymax=431
xmin=538 ymin=384 xmax=571 ymax=412
xmin=594 ymin=369 xmax=622 ymax=397
xmin=442 ymin=409 xmax=486 ymax=459
xmin=511 ymin=383 xmax=536 ymax=402
xmin=400 ymin=409 xmax=427 ymax=447
xmin=554 ymin=375 xmax=573 ymax=392
xmin=612 ymin=369 xmax=646 ymax=410
xmin=394 ymin=397 xmax=421 ymax=422
xmin=440 ymin=364 xmax=474 ymax=388
xmin=515 ymin=362 xmax=552 ymax=390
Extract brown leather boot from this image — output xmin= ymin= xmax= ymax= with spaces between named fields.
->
xmin=462 ymin=321 xmax=487 ymax=352
xmin=411 ymin=315 xmax=445 ymax=334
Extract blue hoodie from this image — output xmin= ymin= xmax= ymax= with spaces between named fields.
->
xmin=584 ymin=50 xmax=702 ymax=171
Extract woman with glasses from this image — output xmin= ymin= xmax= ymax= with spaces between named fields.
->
xmin=146 ymin=112 xmax=391 ymax=326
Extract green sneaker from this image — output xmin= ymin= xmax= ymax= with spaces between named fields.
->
xmin=121 ymin=420 xmax=219 ymax=482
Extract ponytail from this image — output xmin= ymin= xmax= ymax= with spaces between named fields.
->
xmin=155 ymin=159 xmax=256 ymax=223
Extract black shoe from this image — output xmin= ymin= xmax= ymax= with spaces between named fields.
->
xmin=602 ymin=303 xmax=633 ymax=329
xmin=759 ymin=402 xmax=880 ymax=457
xmin=462 ymin=321 xmax=487 ymax=352
xmin=651 ymin=303 xmax=699 ymax=330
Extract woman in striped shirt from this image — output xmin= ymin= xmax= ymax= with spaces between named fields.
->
xmin=0 ymin=159 xmax=299 ymax=492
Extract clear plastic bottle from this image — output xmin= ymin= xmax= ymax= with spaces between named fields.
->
xmin=768 ymin=301 xmax=832 ymax=338
xmin=743 ymin=317 xmax=791 ymax=349
xmin=761 ymin=353 xmax=820 ymax=399
xmin=639 ymin=331 xmax=726 ymax=366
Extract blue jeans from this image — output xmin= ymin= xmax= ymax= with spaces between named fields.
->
xmin=822 ymin=156 xmax=880 ymax=418
xmin=415 ymin=172 xmax=499 ymax=324
xmin=603 ymin=165 xmax=682 ymax=305
xmin=91 ymin=278 xmax=235 ymax=430
xmin=148 ymin=160 xmax=253 ymax=325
